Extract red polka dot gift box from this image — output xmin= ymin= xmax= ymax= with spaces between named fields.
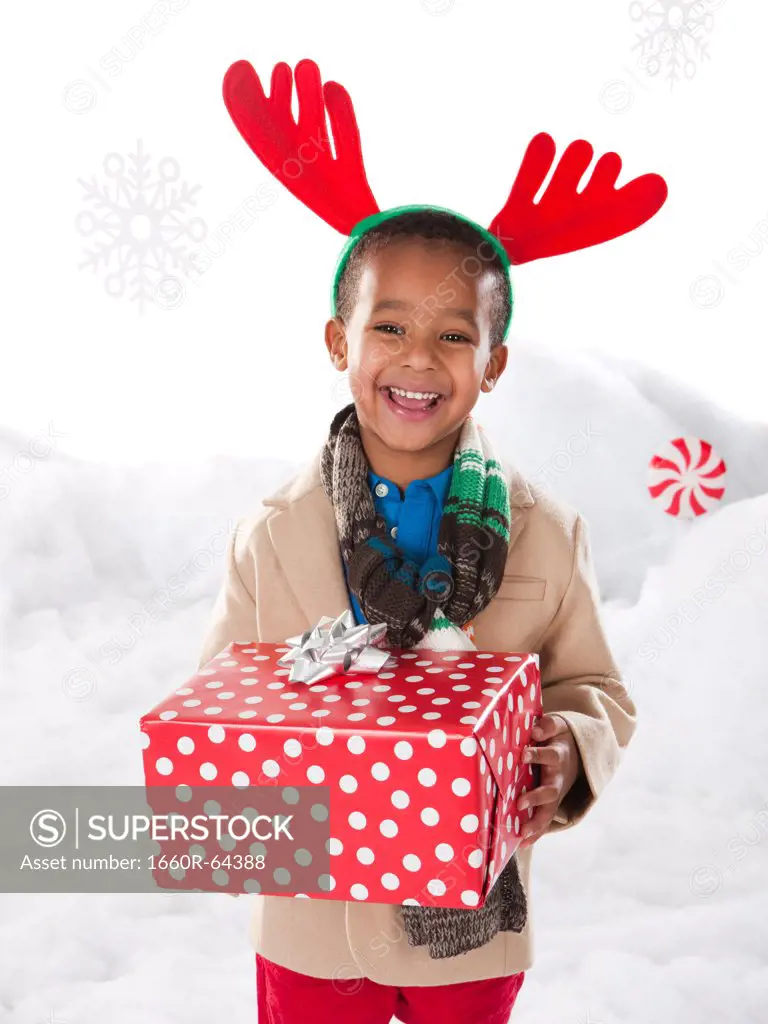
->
xmin=140 ymin=637 xmax=541 ymax=910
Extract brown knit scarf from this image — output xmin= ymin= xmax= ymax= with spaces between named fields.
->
xmin=319 ymin=403 xmax=529 ymax=959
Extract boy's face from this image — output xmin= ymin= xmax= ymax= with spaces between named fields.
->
xmin=325 ymin=239 xmax=508 ymax=455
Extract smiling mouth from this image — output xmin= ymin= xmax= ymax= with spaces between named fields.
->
xmin=378 ymin=384 xmax=448 ymax=419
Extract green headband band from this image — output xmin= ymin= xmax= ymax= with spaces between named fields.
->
xmin=330 ymin=204 xmax=514 ymax=343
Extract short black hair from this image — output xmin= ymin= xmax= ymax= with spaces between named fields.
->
xmin=334 ymin=209 xmax=512 ymax=348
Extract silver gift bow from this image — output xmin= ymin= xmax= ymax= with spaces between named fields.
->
xmin=277 ymin=610 xmax=396 ymax=684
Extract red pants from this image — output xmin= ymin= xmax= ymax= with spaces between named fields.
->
xmin=256 ymin=954 xmax=525 ymax=1023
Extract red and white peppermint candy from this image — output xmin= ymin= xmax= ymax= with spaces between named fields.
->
xmin=647 ymin=437 xmax=726 ymax=518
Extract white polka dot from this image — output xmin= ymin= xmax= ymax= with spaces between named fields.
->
xmin=322 ymin=694 xmax=341 ymax=703
xmin=329 ymin=837 xmax=344 ymax=855
xmin=377 ymin=717 xmax=396 ymax=727
xmin=493 ymin=710 xmax=501 ymax=729
xmin=435 ymin=843 xmax=454 ymax=862
xmin=244 ymin=696 xmax=263 ymax=705
xmin=381 ymin=872 xmax=400 ymax=890
xmin=467 ymin=848 xmax=484 ymax=869
xmin=432 ymin=697 xmax=451 ymax=705
xmin=394 ymin=741 xmax=413 ymax=760
xmin=422 ymin=712 xmax=442 ymax=720
xmin=402 ymin=854 xmax=421 ymax=872
xmin=461 ymin=890 xmax=480 ymax=906
xmin=460 ymin=737 xmax=477 ymax=757
xmin=461 ymin=814 xmax=479 ymax=833
xmin=266 ymin=714 xmax=285 ymax=724
xmin=489 ymin=738 xmax=496 ymax=758
xmin=425 ymin=667 xmax=444 ymax=674
xmin=417 ymin=687 xmax=436 ymax=695
xmin=306 ymin=765 xmax=325 ymax=784
xmin=155 ymin=757 xmax=173 ymax=776
xmin=373 ymin=684 xmax=392 ymax=692
xmin=203 ymin=707 xmax=223 ymax=716
xmin=380 ymin=819 xmax=398 ymax=838
xmin=514 ymin=816 xmax=521 ymax=834
xmin=316 ymin=727 xmax=335 ymax=746
xmin=266 ymin=681 xmax=285 ymax=690
xmin=262 ymin=760 xmax=280 ymax=779
xmin=140 ymin=733 xmax=150 ymax=749
xmin=348 ymin=713 xmax=367 ymax=721
xmin=199 ymin=762 xmax=217 ymax=780
xmin=289 ymin=702 xmax=307 ymax=711
xmin=232 ymin=771 xmax=250 ymax=788
xmin=427 ymin=878 xmax=447 ymax=896
xmin=420 ymin=807 xmax=439 ymax=826
xmin=347 ymin=736 xmax=366 ymax=754
xmin=177 ymin=737 xmax=194 ymax=755
xmin=427 ymin=729 xmax=447 ymax=748
xmin=350 ymin=883 xmax=369 ymax=900
xmin=391 ymin=790 xmax=410 ymax=809
xmin=159 ymin=710 xmax=178 ymax=720
xmin=208 ymin=725 xmax=226 ymax=743
xmin=238 ymin=711 xmax=258 ymax=720
xmin=460 ymin=716 xmax=478 ymax=726
xmin=283 ymin=738 xmax=302 ymax=758
xmin=398 ymin=705 xmax=417 ymax=713
xmin=462 ymin=701 xmax=481 ymax=710
xmin=451 ymin=777 xmax=471 ymax=797
xmin=476 ymin=653 xmax=493 ymax=659
xmin=216 ymin=691 xmax=236 ymax=701
xmin=238 ymin=732 xmax=258 ymax=751
xmin=371 ymin=762 xmax=390 ymax=781
xmin=497 ymin=755 xmax=504 ymax=774
xmin=311 ymin=710 xmax=331 ymax=718
xmin=349 ymin=812 xmax=367 ymax=830
xmin=356 ymin=847 xmax=375 ymax=865
xmin=418 ymin=768 xmax=437 ymax=787
xmin=351 ymin=699 xmax=370 ymax=707
xmin=175 ymin=687 xmax=194 ymax=696
xmin=404 ymin=675 xmax=424 ymax=683
xmin=339 ymin=774 xmax=358 ymax=793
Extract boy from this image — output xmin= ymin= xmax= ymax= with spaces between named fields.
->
xmin=197 ymin=208 xmax=637 ymax=1023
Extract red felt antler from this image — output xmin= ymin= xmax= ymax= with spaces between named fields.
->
xmin=222 ymin=58 xmax=380 ymax=235
xmin=489 ymin=132 xmax=668 ymax=265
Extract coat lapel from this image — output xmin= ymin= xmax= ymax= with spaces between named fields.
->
xmin=264 ymin=450 xmax=353 ymax=629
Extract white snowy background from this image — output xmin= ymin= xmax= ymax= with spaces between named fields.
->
xmin=3 ymin=0 xmax=768 ymax=1022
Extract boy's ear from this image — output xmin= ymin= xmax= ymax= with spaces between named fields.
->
xmin=325 ymin=317 xmax=349 ymax=371
xmin=480 ymin=343 xmax=509 ymax=393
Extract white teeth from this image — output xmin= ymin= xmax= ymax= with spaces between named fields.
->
xmin=388 ymin=386 xmax=441 ymax=400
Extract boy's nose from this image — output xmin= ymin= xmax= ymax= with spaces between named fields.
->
xmin=400 ymin=332 xmax=438 ymax=370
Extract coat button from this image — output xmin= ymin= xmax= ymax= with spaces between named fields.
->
xmin=390 ymin=526 xmax=398 ymax=539
xmin=374 ymin=482 xmax=389 ymax=498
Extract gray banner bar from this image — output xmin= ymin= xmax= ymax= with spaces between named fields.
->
xmin=0 ymin=786 xmax=330 ymax=894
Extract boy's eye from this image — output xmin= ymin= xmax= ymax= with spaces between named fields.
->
xmin=441 ymin=332 xmax=472 ymax=344
xmin=373 ymin=323 xmax=405 ymax=335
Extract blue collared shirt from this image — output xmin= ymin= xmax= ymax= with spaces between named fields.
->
xmin=345 ymin=464 xmax=453 ymax=625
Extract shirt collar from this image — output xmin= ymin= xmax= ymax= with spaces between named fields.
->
xmin=367 ymin=463 xmax=453 ymax=507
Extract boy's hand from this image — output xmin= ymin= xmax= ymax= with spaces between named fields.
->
xmin=517 ymin=713 xmax=582 ymax=848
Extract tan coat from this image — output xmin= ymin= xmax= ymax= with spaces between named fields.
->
xmin=197 ymin=447 xmax=636 ymax=986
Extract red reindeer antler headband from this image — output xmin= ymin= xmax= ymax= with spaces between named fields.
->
xmin=222 ymin=57 xmax=668 ymax=337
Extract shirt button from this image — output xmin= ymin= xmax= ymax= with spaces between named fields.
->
xmin=374 ymin=482 xmax=389 ymax=498
xmin=390 ymin=526 xmax=398 ymax=539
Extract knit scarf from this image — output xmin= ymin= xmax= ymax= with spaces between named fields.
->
xmin=320 ymin=402 xmax=529 ymax=959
